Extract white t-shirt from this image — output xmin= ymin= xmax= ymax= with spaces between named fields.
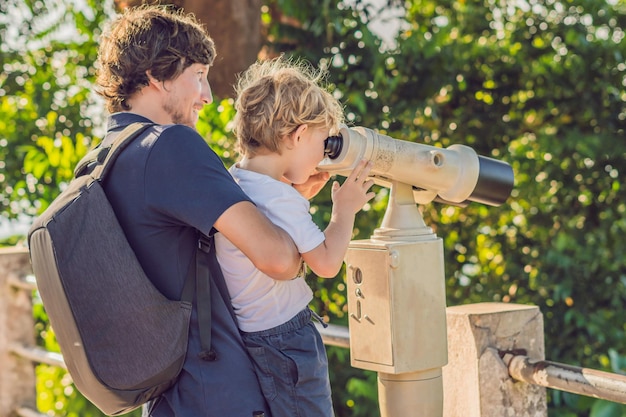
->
xmin=215 ymin=164 xmax=326 ymax=332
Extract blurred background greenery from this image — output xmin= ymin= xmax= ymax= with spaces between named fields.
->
xmin=1 ymin=0 xmax=625 ymax=415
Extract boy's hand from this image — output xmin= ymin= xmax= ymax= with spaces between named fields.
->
xmin=331 ymin=159 xmax=375 ymax=214
xmin=302 ymin=160 xmax=375 ymax=278
xmin=291 ymin=171 xmax=331 ymax=200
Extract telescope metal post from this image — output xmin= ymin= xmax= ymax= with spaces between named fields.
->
xmin=321 ymin=124 xmax=513 ymax=415
xmin=345 ymin=181 xmax=448 ymax=417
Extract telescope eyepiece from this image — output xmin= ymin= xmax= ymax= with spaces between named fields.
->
xmin=324 ymin=134 xmax=343 ymax=159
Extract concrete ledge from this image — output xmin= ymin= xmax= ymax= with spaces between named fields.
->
xmin=443 ymin=302 xmax=547 ymax=417
xmin=0 ymin=248 xmax=37 ymax=415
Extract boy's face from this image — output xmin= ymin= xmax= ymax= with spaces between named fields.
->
xmin=162 ymin=63 xmax=213 ymax=128
xmin=286 ymin=125 xmax=329 ymax=185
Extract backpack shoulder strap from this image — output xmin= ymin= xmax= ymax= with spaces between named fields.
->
xmin=180 ymin=230 xmax=238 ymax=362
xmin=74 ymin=123 xmax=153 ymax=179
xmin=180 ymin=231 xmax=218 ymax=361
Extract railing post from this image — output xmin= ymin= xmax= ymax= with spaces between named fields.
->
xmin=0 ymin=247 xmax=37 ymax=417
xmin=442 ymin=302 xmax=547 ymax=417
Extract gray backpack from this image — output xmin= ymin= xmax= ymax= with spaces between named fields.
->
xmin=27 ymin=123 xmax=215 ymax=416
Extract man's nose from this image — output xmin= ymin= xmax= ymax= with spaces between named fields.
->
xmin=202 ymin=82 xmax=213 ymax=104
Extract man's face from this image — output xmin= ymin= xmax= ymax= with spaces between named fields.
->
xmin=162 ymin=63 xmax=213 ymax=128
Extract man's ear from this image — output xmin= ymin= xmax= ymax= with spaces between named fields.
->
xmin=146 ymin=70 xmax=164 ymax=90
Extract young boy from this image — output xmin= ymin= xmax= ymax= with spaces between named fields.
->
xmin=215 ymin=56 xmax=375 ymax=417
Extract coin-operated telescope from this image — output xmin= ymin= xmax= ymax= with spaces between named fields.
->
xmin=319 ymin=125 xmax=514 ymax=417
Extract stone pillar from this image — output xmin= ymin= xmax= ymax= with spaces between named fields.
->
xmin=0 ymin=247 xmax=37 ymax=416
xmin=443 ymin=302 xmax=547 ymax=417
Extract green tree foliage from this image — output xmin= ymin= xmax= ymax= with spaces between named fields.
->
xmin=0 ymin=0 xmax=110 ymax=220
xmin=1 ymin=1 xmax=139 ymax=415
xmin=265 ymin=0 xmax=626 ymax=415
xmin=1 ymin=0 xmax=625 ymax=416
xmin=385 ymin=2 xmax=626 ymax=414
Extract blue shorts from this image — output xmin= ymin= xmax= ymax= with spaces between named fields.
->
xmin=241 ymin=308 xmax=334 ymax=417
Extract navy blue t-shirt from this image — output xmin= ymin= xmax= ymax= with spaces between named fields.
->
xmin=103 ymin=113 xmax=270 ymax=416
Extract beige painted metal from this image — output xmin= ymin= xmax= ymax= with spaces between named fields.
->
xmin=379 ymin=369 xmax=443 ymax=416
xmin=345 ymin=182 xmax=448 ymax=417
xmin=506 ymin=354 xmax=626 ymax=405
xmin=319 ymin=124 xmax=481 ymax=205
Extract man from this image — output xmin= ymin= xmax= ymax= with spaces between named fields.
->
xmin=94 ymin=5 xmax=312 ymax=416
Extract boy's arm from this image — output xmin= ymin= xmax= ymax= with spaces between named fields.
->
xmin=215 ymin=201 xmax=302 ymax=280
xmin=302 ymin=160 xmax=375 ymax=278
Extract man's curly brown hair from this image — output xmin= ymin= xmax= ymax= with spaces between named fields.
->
xmin=95 ymin=5 xmax=216 ymax=113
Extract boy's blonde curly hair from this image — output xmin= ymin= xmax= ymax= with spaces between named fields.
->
xmin=233 ymin=56 xmax=344 ymax=157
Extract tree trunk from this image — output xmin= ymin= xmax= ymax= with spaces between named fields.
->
xmin=115 ymin=0 xmax=263 ymax=98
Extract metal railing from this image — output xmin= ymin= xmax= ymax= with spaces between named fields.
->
xmin=2 ymin=247 xmax=626 ymax=417
xmin=502 ymin=352 xmax=626 ymax=404
xmin=313 ymin=325 xmax=626 ymax=405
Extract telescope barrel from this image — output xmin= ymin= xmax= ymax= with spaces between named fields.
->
xmin=320 ymin=126 xmax=514 ymax=207
xmin=471 ymin=156 xmax=515 ymax=206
